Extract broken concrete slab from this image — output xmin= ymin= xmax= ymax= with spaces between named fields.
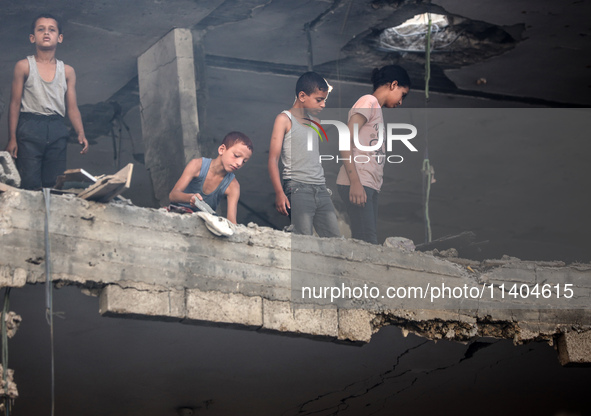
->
xmin=0 ymin=266 xmax=27 ymax=288
xmin=99 ymin=283 xmax=341 ymax=338
xmin=557 ymin=331 xmax=591 ymax=366
xmin=337 ymin=309 xmax=374 ymax=343
xmin=1 ymin=188 xmax=591 ymax=364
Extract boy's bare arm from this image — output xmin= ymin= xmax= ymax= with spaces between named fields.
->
xmin=341 ymin=112 xmax=368 ymax=206
xmin=224 ymin=179 xmax=240 ymax=224
xmin=6 ymin=60 xmax=28 ymax=158
xmin=64 ymin=65 xmax=89 ymax=154
xmin=268 ymin=113 xmax=290 ymax=216
xmin=169 ymin=158 xmax=203 ymax=205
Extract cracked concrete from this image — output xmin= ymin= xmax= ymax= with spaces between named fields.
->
xmin=284 ymin=337 xmax=550 ymax=416
xmin=1 ymin=188 xmax=590 ymax=365
xmin=290 ymin=339 xmax=431 ymax=415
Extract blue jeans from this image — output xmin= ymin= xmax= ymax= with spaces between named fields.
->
xmin=338 ymin=185 xmax=379 ymax=244
xmin=283 ymin=180 xmax=341 ymax=237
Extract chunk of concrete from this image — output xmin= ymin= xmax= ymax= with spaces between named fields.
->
xmin=338 ymin=309 xmax=375 ymax=343
xmin=0 ymin=151 xmax=20 ymax=188
xmin=557 ymin=331 xmax=591 ymax=366
xmin=2 ymin=191 xmax=591 ymax=354
xmin=0 ymin=266 xmax=27 ymax=288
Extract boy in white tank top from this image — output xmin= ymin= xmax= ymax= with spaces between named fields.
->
xmin=5 ymin=13 xmax=88 ymax=189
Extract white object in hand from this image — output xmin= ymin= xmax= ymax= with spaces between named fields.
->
xmin=196 ymin=211 xmax=234 ymax=237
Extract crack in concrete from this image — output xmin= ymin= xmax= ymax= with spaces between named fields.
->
xmin=361 ymin=340 xmax=512 ymax=415
xmin=287 ymin=339 xmax=429 ymax=415
xmin=138 ymin=55 xmax=179 ymax=78
xmin=109 ymin=281 xmax=172 ymax=294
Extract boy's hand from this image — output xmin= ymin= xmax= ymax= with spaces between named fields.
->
xmin=275 ymin=192 xmax=291 ymax=216
xmin=349 ymin=182 xmax=367 ymax=207
xmin=190 ymin=193 xmax=203 ymax=207
xmin=5 ymin=141 xmax=18 ymax=158
xmin=79 ymin=135 xmax=89 ymax=154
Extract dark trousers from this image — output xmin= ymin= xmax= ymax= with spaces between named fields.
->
xmin=15 ymin=113 xmax=69 ymax=190
xmin=338 ymin=184 xmax=379 ymax=244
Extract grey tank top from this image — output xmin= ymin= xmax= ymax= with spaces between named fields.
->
xmin=21 ymin=55 xmax=67 ymax=117
xmin=280 ymin=111 xmax=325 ymax=185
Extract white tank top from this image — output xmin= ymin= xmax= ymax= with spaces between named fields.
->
xmin=20 ymin=55 xmax=67 ymax=117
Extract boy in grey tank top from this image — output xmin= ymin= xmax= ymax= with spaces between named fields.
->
xmin=268 ymin=72 xmax=341 ymax=237
xmin=5 ymin=14 xmax=88 ymax=189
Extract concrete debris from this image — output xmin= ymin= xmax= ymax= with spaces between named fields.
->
xmin=2 ymin=312 xmax=22 ymax=339
xmin=0 ymin=152 xmax=20 ymax=188
xmin=0 ymin=267 xmax=27 ymax=288
xmin=0 ymin=365 xmax=18 ymax=399
xmin=383 ymin=237 xmax=415 ymax=252
xmin=432 ymin=247 xmax=459 ymax=258
xmin=557 ymin=331 xmax=591 ymax=366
